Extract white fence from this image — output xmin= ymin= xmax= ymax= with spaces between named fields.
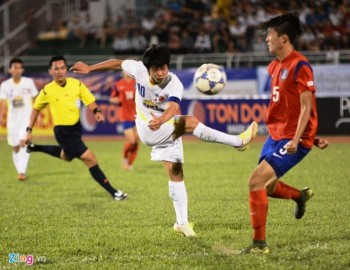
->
xmin=0 ymin=0 xmax=86 ymax=67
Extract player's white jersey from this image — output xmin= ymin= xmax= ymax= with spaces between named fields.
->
xmin=0 ymin=77 xmax=38 ymax=127
xmin=121 ymin=60 xmax=183 ymax=120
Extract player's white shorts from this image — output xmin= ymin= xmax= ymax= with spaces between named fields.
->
xmin=7 ymin=122 xmax=27 ymax=147
xmin=135 ymin=115 xmax=184 ymax=163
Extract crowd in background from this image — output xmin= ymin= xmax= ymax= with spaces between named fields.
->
xmin=38 ymin=0 xmax=350 ymax=54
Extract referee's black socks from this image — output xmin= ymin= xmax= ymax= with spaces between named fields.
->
xmin=89 ymin=165 xmax=117 ymax=195
xmin=28 ymin=144 xmax=61 ymax=158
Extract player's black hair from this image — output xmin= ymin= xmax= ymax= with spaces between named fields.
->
xmin=260 ymin=13 xmax=303 ymax=44
xmin=142 ymin=44 xmax=170 ymax=70
xmin=49 ymin=55 xmax=67 ymax=68
xmin=9 ymin=58 xmax=23 ymax=68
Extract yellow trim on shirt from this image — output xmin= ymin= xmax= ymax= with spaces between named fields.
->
xmin=136 ymin=105 xmax=175 ymax=125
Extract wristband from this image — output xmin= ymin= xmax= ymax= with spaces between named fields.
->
xmin=26 ymin=127 xmax=33 ymax=133
xmin=93 ymin=108 xmax=101 ymax=114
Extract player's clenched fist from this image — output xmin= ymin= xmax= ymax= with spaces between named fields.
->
xmin=286 ymin=140 xmax=298 ymax=154
xmin=148 ymin=112 xmax=162 ymax=131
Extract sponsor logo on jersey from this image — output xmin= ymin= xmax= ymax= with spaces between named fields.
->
xmin=153 ymin=94 xmax=166 ymax=104
xmin=142 ymin=100 xmax=164 ymax=112
xmin=12 ymin=96 xmax=24 ymax=108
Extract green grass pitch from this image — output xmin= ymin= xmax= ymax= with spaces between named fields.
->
xmin=1 ymin=137 xmax=350 ymax=269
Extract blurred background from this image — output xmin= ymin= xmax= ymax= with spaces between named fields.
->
xmin=0 ymin=0 xmax=350 ymax=136
xmin=2 ymin=0 xmax=350 ymax=70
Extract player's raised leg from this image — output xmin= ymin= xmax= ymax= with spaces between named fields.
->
xmin=267 ymin=180 xmax=314 ymax=219
xmin=173 ymin=115 xmax=258 ymax=151
xmin=27 ymin=142 xmax=62 ymax=158
xmin=238 ymin=121 xmax=259 ymax=150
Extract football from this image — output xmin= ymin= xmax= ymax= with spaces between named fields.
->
xmin=193 ymin=63 xmax=227 ymax=95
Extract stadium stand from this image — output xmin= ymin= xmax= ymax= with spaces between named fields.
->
xmin=32 ymin=1 xmax=350 ymax=54
xmin=1 ymin=0 xmax=350 ymax=71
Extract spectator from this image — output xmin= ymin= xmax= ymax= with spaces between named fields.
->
xmin=123 ymin=9 xmax=139 ymax=33
xmin=228 ymin=19 xmax=247 ymax=39
xmin=141 ymin=12 xmax=156 ymax=39
xmin=299 ymin=27 xmax=317 ymax=50
xmin=194 ymin=28 xmax=212 ymax=53
xmin=114 ymin=15 xmax=124 ymax=31
xmin=180 ymin=29 xmax=194 ymax=53
xmin=67 ymin=14 xmax=85 ymax=47
xmin=37 ymin=21 xmax=68 ymax=40
xmin=112 ymin=28 xmax=131 ymax=54
xmin=168 ymin=28 xmax=182 ymax=53
xmin=337 ymin=33 xmax=350 ymax=50
xmin=212 ymin=23 xmax=231 ymax=53
xmin=153 ymin=18 xmax=169 ymax=45
xmin=80 ymin=14 xmax=99 ymax=48
xmin=130 ymin=30 xmax=148 ymax=53
xmin=97 ymin=15 xmax=115 ymax=48
xmin=252 ymin=34 xmax=267 ymax=53
xmin=329 ymin=6 xmax=344 ymax=27
xmin=32 ymin=0 xmax=350 ymax=54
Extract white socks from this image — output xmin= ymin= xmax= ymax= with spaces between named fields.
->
xmin=12 ymin=147 xmax=30 ymax=174
xmin=12 ymin=151 xmax=20 ymax=173
xmin=193 ymin=122 xmax=242 ymax=147
xmin=169 ymin=180 xmax=188 ymax=225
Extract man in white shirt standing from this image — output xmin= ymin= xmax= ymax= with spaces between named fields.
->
xmin=70 ymin=45 xmax=258 ymax=237
xmin=0 ymin=58 xmax=38 ymax=180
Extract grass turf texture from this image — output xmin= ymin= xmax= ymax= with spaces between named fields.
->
xmin=1 ymin=138 xmax=350 ymax=269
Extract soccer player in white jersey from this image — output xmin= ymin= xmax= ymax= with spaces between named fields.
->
xmin=0 ymin=58 xmax=38 ymax=180
xmin=70 ymin=45 xmax=258 ymax=237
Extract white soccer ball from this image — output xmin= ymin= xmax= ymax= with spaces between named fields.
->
xmin=193 ymin=63 xmax=227 ymax=95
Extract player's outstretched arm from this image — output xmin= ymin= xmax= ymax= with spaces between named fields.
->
xmin=70 ymin=59 xmax=124 ymax=74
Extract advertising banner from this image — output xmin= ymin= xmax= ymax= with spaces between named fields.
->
xmin=81 ymin=99 xmax=270 ymax=135
xmin=71 ymin=97 xmax=350 ymax=136
xmin=317 ymin=97 xmax=350 ymax=135
xmin=1 ymin=68 xmax=349 ymax=136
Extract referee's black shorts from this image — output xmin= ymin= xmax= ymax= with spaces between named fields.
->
xmin=54 ymin=121 xmax=88 ymax=160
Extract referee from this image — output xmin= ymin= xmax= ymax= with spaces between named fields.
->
xmin=25 ymin=55 xmax=127 ymax=200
